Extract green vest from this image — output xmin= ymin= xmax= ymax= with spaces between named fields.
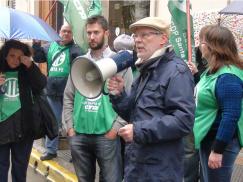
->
xmin=47 ymin=42 xmax=71 ymax=77
xmin=0 ymin=72 xmax=21 ymax=122
xmin=194 ymin=65 xmax=243 ymax=149
xmin=73 ymin=91 xmax=117 ymax=134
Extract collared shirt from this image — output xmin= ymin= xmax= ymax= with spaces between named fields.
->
xmin=85 ymin=46 xmax=115 ymax=61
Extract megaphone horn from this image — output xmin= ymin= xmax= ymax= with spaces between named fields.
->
xmin=70 ymin=50 xmax=134 ymax=99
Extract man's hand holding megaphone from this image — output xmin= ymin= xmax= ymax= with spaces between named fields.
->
xmin=107 ymin=75 xmax=125 ymax=96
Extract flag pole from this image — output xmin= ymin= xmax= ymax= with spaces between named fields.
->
xmin=44 ymin=0 xmax=57 ymax=22
xmin=186 ymin=0 xmax=192 ymax=63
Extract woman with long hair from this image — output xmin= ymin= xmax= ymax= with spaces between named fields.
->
xmin=0 ymin=40 xmax=46 ymax=182
xmin=193 ymin=25 xmax=243 ymax=182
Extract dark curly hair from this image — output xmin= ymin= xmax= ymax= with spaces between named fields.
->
xmin=0 ymin=39 xmax=31 ymax=71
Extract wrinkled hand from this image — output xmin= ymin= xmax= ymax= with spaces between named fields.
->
xmin=118 ymin=124 xmax=133 ymax=142
xmin=20 ymin=56 xmax=33 ymax=68
xmin=187 ymin=62 xmax=198 ymax=75
xmin=105 ymin=129 xmax=117 ymax=140
xmin=67 ymin=128 xmax=75 ymax=137
xmin=208 ymin=151 xmax=223 ymax=169
xmin=107 ymin=75 xmax=125 ymax=96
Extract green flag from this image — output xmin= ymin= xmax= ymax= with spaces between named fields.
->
xmin=59 ymin=0 xmax=102 ymax=53
xmin=168 ymin=0 xmax=195 ymax=62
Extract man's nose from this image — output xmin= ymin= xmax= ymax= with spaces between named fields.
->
xmin=134 ymin=36 xmax=142 ymax=43
xmin=90 ymin=33 xmax=96 ymax=39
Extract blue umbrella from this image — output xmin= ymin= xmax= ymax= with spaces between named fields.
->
xmin=0 ymin=7 xmax=61 ymax=41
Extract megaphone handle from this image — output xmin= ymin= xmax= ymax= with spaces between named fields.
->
xmin=102 ymin=69 xmax=129 ymax=96
xmin=102 ymin=80 xmax=109 ymax=95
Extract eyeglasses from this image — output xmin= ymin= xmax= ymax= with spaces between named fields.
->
xmin=132 ymin=32 xmax=162 ymax=39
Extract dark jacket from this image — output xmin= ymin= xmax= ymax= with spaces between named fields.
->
xmin=0 ymin=64 xmax=46 ymax=144
xmin=33 ymin=41 xmax=83 ymax=96
xmin=110 ymin=50 xmax=195 ymax=181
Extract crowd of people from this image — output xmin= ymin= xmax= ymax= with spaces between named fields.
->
xmin=0 ymin=13 xmax=242 ymax=182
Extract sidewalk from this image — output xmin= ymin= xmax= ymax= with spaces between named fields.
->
xmin=30 ymin=139 xmax=243 ymax=182
xmin=29 ymin=139 xmax=77 ymax=182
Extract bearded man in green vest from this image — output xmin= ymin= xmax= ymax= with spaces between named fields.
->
xmin=63 ymin=15 xmax=133 ymax=182
xmin=33 ymin=23 xmax=83 ymax=161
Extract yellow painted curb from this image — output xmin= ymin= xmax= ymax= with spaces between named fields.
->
xmin=29 ymin=148 xmax=78 ymax=182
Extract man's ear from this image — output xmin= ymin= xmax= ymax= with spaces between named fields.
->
xmin=104 ymin=30 xmax=110 ymax=45
xmin=105 ymin=29 xmax=110 ymax=38
xmin=160 ymin=34 xmax=169 ymax=46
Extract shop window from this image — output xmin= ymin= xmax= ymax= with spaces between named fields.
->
xmin=108 ymin=0 xmax=150 ymax=49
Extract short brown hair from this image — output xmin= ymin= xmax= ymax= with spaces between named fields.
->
xmin=86 ymin=15 xmax=108 ymax=31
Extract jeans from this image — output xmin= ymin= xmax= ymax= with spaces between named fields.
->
xmin=70 ymin=134 xmax=122 ymax=182
xmin=183 ymin=133 xmax=200 ymax=182
xmin=45 ymin=95 xmax=63 ymax=154
xmin=199 ymin=138 xmax=240 ymax=182
xmin=0 ymin=138 xmax=33 ymax=182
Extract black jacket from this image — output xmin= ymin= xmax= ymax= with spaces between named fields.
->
xmin=0 ymin=64 xmax=46 ymax=144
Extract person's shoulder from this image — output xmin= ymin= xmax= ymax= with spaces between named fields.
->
xmin=70 ymin=43 xmax=80 ymax=51
xmin=104 ymin=46 xmax=116 ymax=57
xmin=71 ymin=43 xmax=80 ymax=49
xmin=162 ymin=54 xmax=189 ymax=74
xmin=70 ymin=43 xmax=84 ymax=55
xmin=218 ymin=73 xmax=243 ymax=84
xmin=175 ymin=60 xmax=188 ymax=73
xmin=216 ymin=73 xmax=243 ymax=97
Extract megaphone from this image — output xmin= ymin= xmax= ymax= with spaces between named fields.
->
xmin=70 ymin=50 xmax=134 ymax=99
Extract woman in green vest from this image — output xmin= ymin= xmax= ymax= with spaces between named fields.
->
xmin=0 ymin=40 xmax=46 ymax=182
xmin=193 ymin=25 xmax=243 ymax=182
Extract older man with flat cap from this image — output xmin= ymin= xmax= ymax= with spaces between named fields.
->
xmin=107 ymin=17 xmax=195 ymax=181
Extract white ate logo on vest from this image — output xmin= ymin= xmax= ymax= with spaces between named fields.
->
xmin=5 ymin=78 xmax=19 ymax=98
xmin=52 ymin=52 xmax=66 ymax=67
xmin=84 ymin=95 xmax=102 ymax=112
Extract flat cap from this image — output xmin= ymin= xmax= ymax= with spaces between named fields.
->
xmin=129 ymin=17 xmax=171 ymax=36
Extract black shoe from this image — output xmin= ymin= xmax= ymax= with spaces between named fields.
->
xmin=40 ymin=153 xmax=57 ymax=161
